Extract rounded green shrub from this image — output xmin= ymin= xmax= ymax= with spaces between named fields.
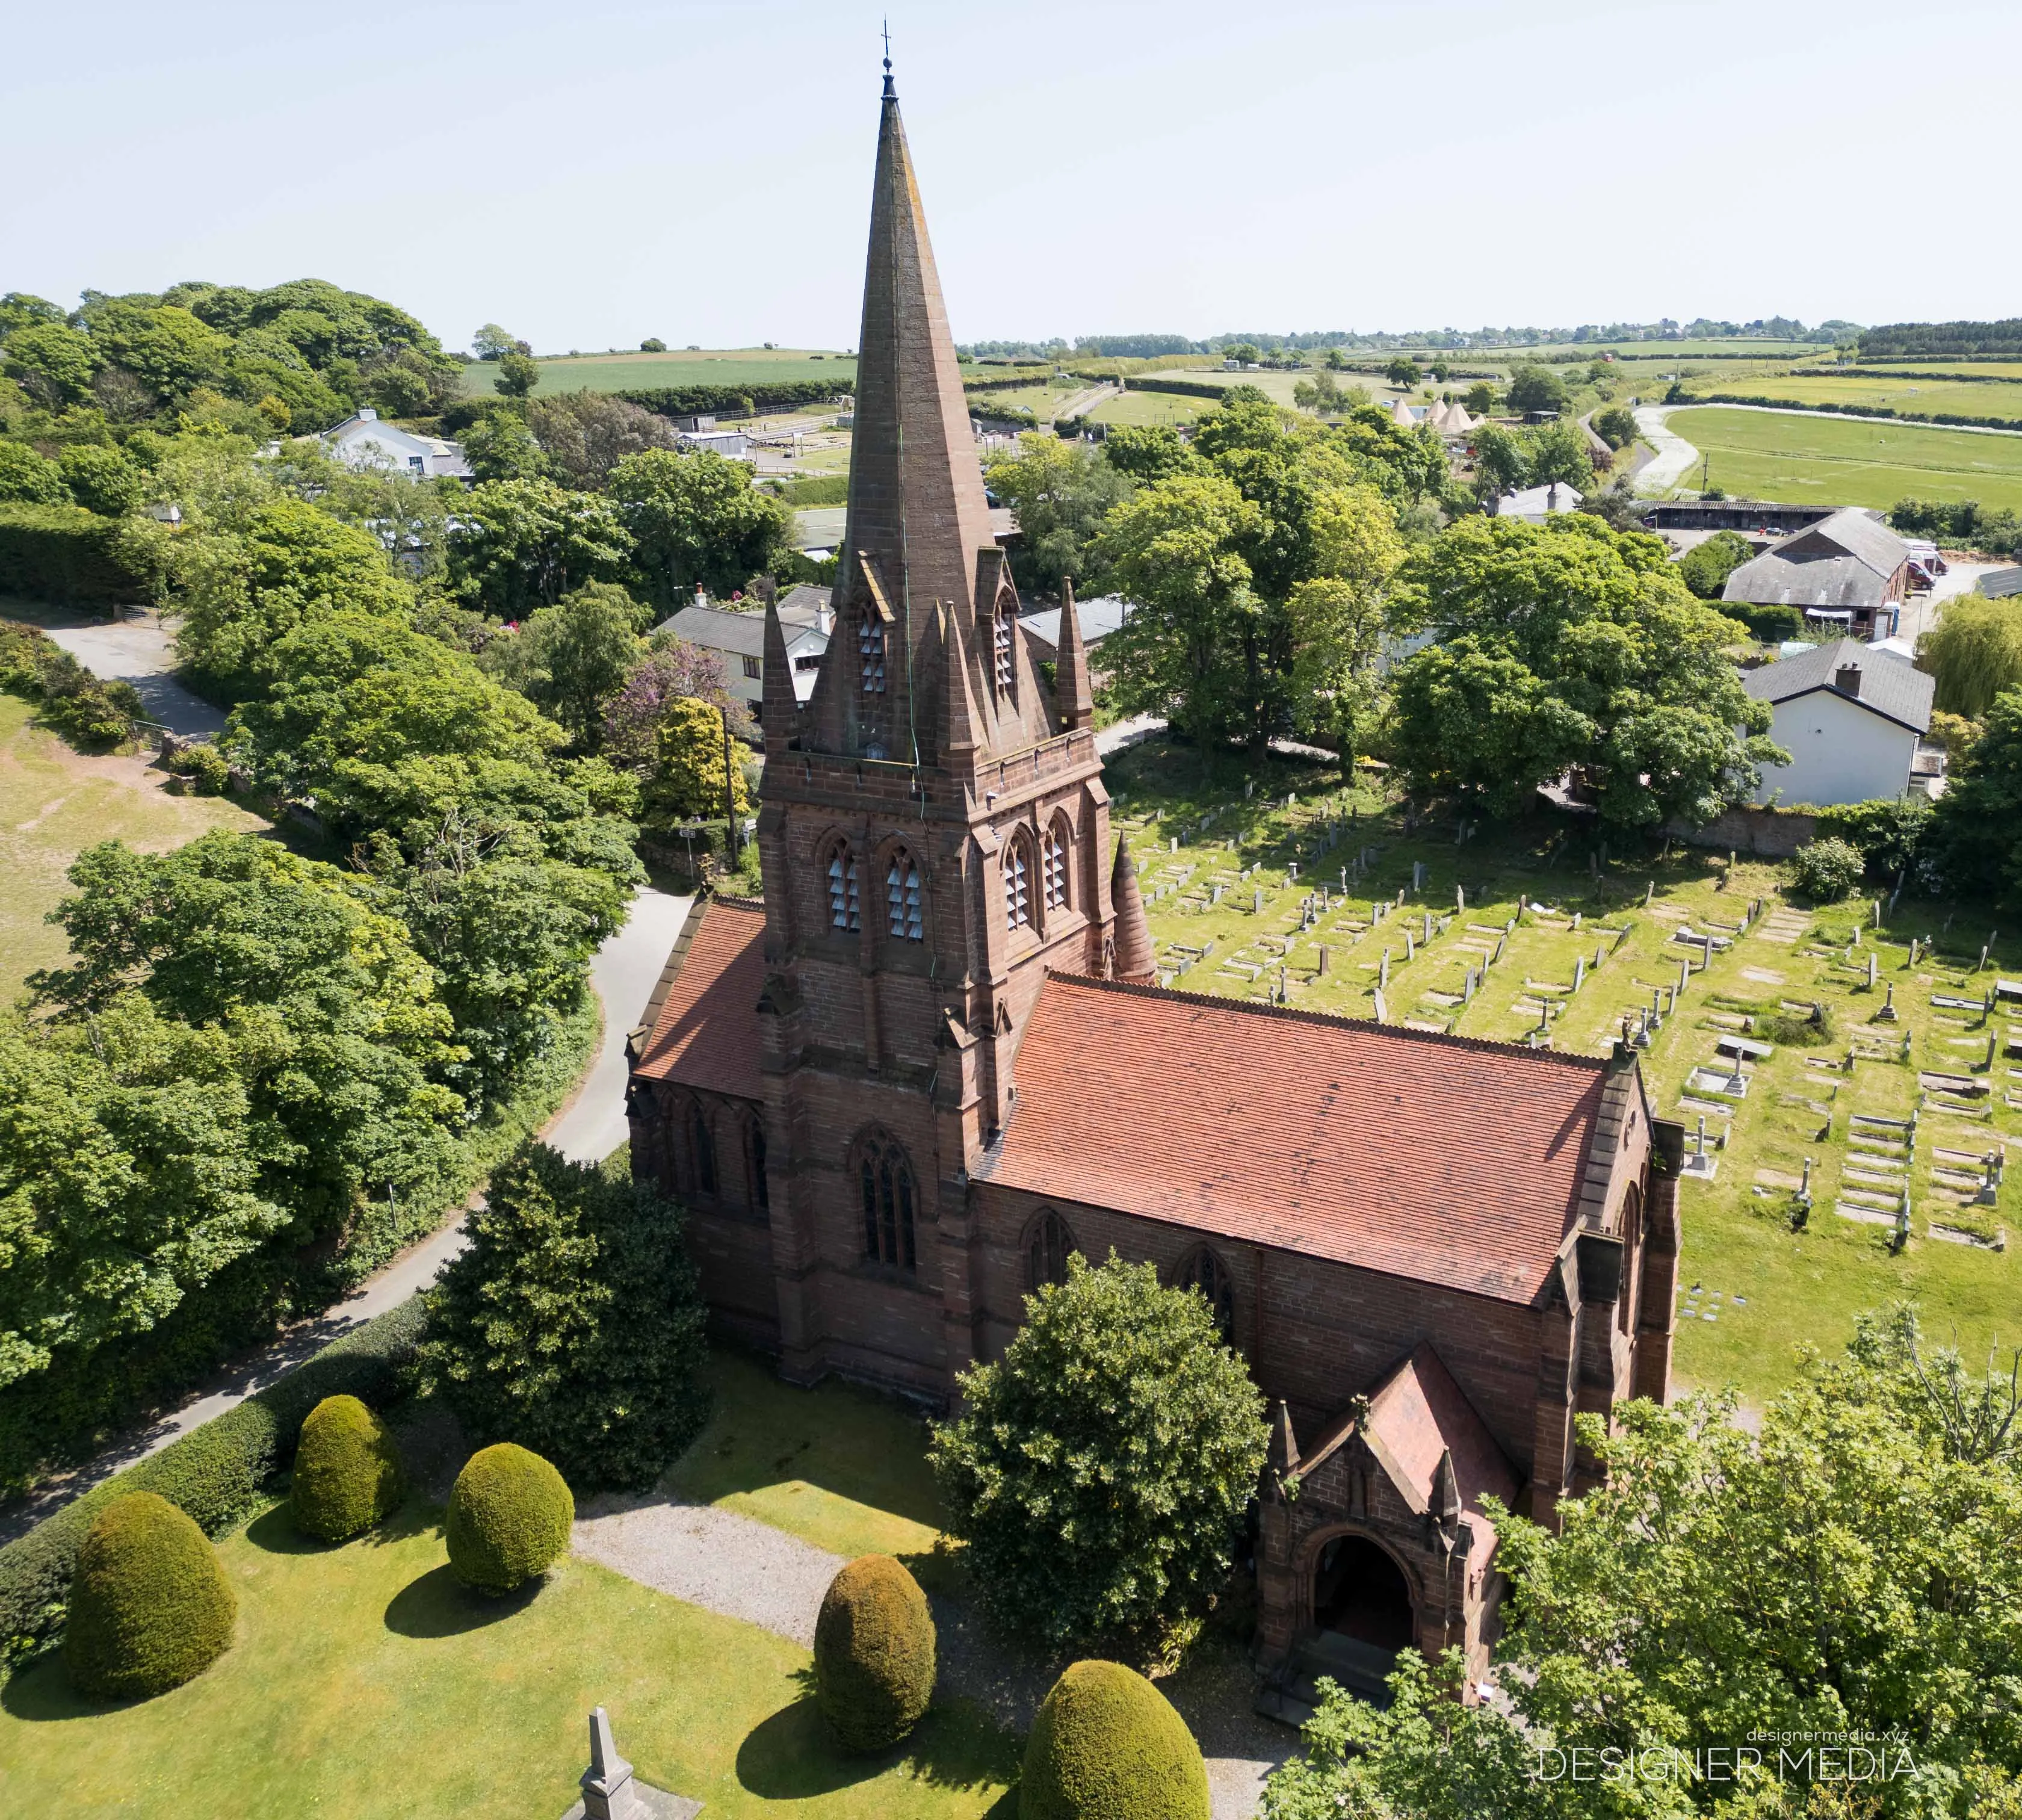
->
xmin=291 ymin=1394 xmax=404 ymax=1541
xmin=814 ymin=1553 xmax=938 ymax=1751
xmin=1791 ymin=836 xmax=1865 ymax=903
xmin=1019 ymin=1659 xmax=1209 ymax=1820
xmin=445 ymin=1443 xmax=573 ymax=1594
xmin=65 ymin=1492 xmax=236 ymax=1700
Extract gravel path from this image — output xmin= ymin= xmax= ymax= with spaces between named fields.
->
xmin=572 ymin=1490 xmax=1293 ymax=1819
xmin=1632 ymin=405 xmax=1699 ymax=495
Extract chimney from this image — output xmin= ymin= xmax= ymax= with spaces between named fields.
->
xmin=816 ymin=596 xmax=833 ymax=636
xmin=357 ymin=407 xmax=378 ymax=421
xmin=1834 ymin=661 xmax=1863 ymax=698
xmin=693 ymin=584 xmax=708 ymax=612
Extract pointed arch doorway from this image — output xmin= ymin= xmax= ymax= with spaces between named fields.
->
xmin=1312 ymin=1533 xmax=1415 ymax=1651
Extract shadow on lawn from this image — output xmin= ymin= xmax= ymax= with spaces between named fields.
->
xmin=384 ymin=1563 xmax=544 ymax=1637
xmin=734 ymin=1683 xmax=1021 ymax=1804
xmin=0 ymin=1652 xmax=96 ymax=1723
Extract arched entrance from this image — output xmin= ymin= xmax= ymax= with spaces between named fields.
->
xmin=1312 ymin=1534 xmax=1415 ymax=1651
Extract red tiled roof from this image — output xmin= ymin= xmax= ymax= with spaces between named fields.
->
xmin=988 ymin=973 xmax=1606 ymax=1303
xmin=632 ymin=896 xmax=766 ymax=1101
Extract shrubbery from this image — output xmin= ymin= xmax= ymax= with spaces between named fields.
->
xmin=1019 ymin=1660 xmax=1210 ymax=1820
xmin=64 ymin=1492 xmax=236 ymax=1700
xmin=0 ymin=503 xmax=152 ymax=606
xmin=1790 ymin=836 xmax=1865 ymax=903
xmin=445 ymin=1442 xmax=573 ymax=1594
xmin=291 ymin=1394 xmax=403 ymax=1541
xmin=813 ymin=1555 xmax=937 ymax=1752
xmin=0 ymin=616 xmax=143 ymax=746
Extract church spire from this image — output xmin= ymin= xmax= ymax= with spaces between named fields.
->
xmin=1053 ymin=576 xmax=1094 ymax=731
xmin=1108 ymin=837 xmax=1157 ymax=983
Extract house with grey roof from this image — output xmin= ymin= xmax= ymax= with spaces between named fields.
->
xmin=1722 ymin=508 xmax=1911 ymax=637
xmin=1740 ymin=637 xmax=1935 ymax=806
xmin=660 ymin=586 xmax=832 ymax=716
xmin=323 ymin=407 xmax=472 ymax=480
xmin=1016 ymin=593 xmax=1130 ymax=663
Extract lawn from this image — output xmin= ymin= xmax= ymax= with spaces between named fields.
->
xmin=1105 ymin=736 xmax=2022 ymax=1405
xmin=1707 ymin=371 xmax=2022 ymax=426
xmin=1665 ymin=406 xmax=2022 ymax=512
xmin=0 ymin=693 xmax=268 ymax=994
xmin=0 ymin=1498 xmax=1015 ymax=1820
xmin=1088 ymin=388 xmax=1210 ymax=427
xmin=462 ymin=347 xmax=857 ymax=397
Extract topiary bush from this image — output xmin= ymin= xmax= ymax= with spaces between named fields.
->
xmin=291 ymin=1394 xmax=404 ymax=1541
xmin=64 ymin=1492 xmax=236 ymax=1700
xmin=445 ymin=1443 xmax=573 ymax=1594
xmin=1790 ymin=836 xmax=1865 ymax=903
xmin=1019 ymin=1659 xmax=1210 ymax=1820
xmin=813 ymin=1554 xmax=937 ymax=1752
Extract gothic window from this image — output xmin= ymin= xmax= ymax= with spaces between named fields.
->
xmin=1043 ymin=817 xmax=1070 ymax=912
xmin=1618 ymin=1184 xmax=1642 ymax=1335
xmin=1004 ymin=834 xmax=1033 ymax=933
xmin=858 ymin=1134 xmax=917 ymax=1272
xmin=886 ymin=847 xmax=924 ymax=941
xmin=826 ymin=841 xmax=861 ymax=933
xmin=1025 ymin=1209 xmax=1075 ymax=1292
xmin=747 ymin=1116 xmax=769 ymax=1216
xmin=1176 ymin=1246 xmax=1235 ymax=1338
xmin=858 ymin=612 xmax=886 ymax=693
xmin=688 ymin=1102 xmax=717 ymax=1198
xmin=993 ymin=606 xmax=1015 ymax=693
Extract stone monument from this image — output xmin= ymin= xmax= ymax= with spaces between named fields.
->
xmin=560 ymin=1708 xmax=701 ymax=1820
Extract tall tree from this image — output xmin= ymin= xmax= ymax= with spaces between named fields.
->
xmin=982 ymin=432 xmax=1133 ymax=596
xmin=607 ymin=447 xmax=792 ymax=608
xmin=1918 ymin=593 xmax=2022 ymax=717
xmin=447 ymin=477 xmax=631 ymax=619
xmin=480 ymin=581 xmax=646 ymax=749
xmin=526 ymin=391 xmax=681 ymax=491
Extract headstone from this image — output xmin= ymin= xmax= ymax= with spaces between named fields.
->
xmin=1405 ymin=929 xmax=1416 ymax=961
xmin=1456 ymin=884 xmax=1466 ymax=913
xmin=1463 ymin=967 xmax=1476 ymax=1003
xmin=1980 ymin=944 xmax=1991 ymax=972
xmin=1340 ymin=867 xmax=1349 ymax=892
xmin=1289 ymin=862 xmax=1299 ymax=882
xmin=1573 ymin=956 xmax=1586 ymax=992
xmin=1702 ymin=933 xmax=1714 ymax=970
xmin=1867 ymin=952 xmax=1878 ymax=989
xmin=579 ymin=1709 xmax=640 ymax=1820
xmin=1372 ymin=986 xmax=1390 ymax=1023
xmin=1873 ymin=899 xmax=1883 ymax=929
xmin=1677 ymin=958 xmax=1689 ymax=996
xmin=1252 ymin=890 xmax=1264 ymax=914
xmin=1211 ymin=882 xmax=1223 ymax=905
xmin=1645 ymin=881 xmax=1654 ymax=905
xmin=1318 ymin=945 xmax=1331 ymax=975
xmin=1572 ymin=911 xmax=1582 ymax=932
xmin=1423 ymin=912 xmax=1433 ymax=945
xmin=1379 ymin=950 xmax=1390 ymax=988
xmin=1170 ymin=836 xmax=1178 ymax=853
xmin=1412 ymin=860 xmax=1425 ymax=890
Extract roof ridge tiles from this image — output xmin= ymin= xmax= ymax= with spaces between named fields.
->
xmin=1040 ymin=968 xmax=1612 ymax=1074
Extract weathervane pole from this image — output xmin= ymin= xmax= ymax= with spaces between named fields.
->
xmin=882 ymin=19 xmax=894 ymax=96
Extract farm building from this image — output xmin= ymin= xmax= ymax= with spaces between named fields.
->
xmin=323 ymin=407 xmax=471 ymax=480
xmin=1740 ymin=637 xmax=1934 ymax=807
xmin=1721 ymin=508 xmax=1911 ymax=637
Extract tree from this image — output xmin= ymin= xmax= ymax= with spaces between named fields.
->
xmin=416 ymin=1141 xmax=710 ymax=1492
xmin=1101 ymin=424 xmax=1198 ymax=483
xmin=982 ymin=432 xmax=1133 ymax=596
xmin=640 ymin=337 xmax=667 ymax=353
xmin=1293 ymin=370 xmax=1364 ymax=416
xmin=0 ymin=441 xmax=68 ymax=504
xmin=1385 ymin=356 xmax=1421 ymax=387
xmin=526 ymin=390 xmax=680 ymax=491
xmin=1591 ymin=403 xmax=1638 ymax=449
xmin=0 ymin=291 xmax=65 ymax=338
xmin=1505 ymin=362 xmax=1570 ymax=415
xmin=447 ymin=477 xmax=631 ymax=619
xmin=1526 ymin=416 xmax=1594 ymax=491
xmin=1917 ymin=593 xmax=2022 ymax=717
xmin=1285 ymin=483 xmax=1408 ymax=755
xmin=607 ymin=446 xmax=792 ymax=608
xmin=472 ymin=324 xmax=520 ymax=361
xmin=493 ymin=350 xmax=540 ymax=398
xmin=480 ymin=580 xmax=645 ymax=748
xmin=56 ymin=443 xmax=146 ymax=516
xmin=1462 ymin=380 xmax=1497 ymax=416
xmin=173 ymin=495 xmax=416 ymax=698
xmin=1929 ymin=686 xmax=2022 ymax=903
xmin=929 ymin=1252 xmax=1267 ymax=1651
xmin=1387 ymin=514 xmax=1783 ymax=828
xmin=1094 ymin=469 xmax=1261 ymax=755
xmin=2 ymin=321 xmax=102 ymax=407
xmin=1675 ymin=528 xmax=1754 ymax=601
xmin=643 ymin=696 xmax=752 ymax=826
xmin=601 ymin=635 xmax=743 ymax=766
xmin=85 ymin=302 xmax=232 ymax=400
xmin=460 ymin=409 xmax=548 ymax=483
xmin=1470 ymin=422 xmax=1530 ymax=499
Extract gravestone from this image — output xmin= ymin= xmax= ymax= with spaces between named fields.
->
xmin=1573 ymin=956 xmax=1585 ymax=992
xmin=1318 ymin=945 xmax=1331 ymax=976
xmin=561 ymin=1708 xmax=700 ymax=1820
xmin=1404 ymin=929 xmax=1415 ymax=961
xmin=1456 ymin=884 xmax=1465 ymax=912
xmin=1379 ymin=950 xmax=1391 ymax=988
xmin=1372 ymin=986 xmax=1390 ymax=1022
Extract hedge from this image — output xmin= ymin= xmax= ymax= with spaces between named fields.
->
xmin=1125 ymin=376 xmax=1231 ymax=401
xmin=1690 ymin=392 xmax=2022 ymax=434
xmin=0 ymin=503 xmax=152 ymax=607
xmin=444 ymin=1443 xmax=573 ymax=1594
xmin=814 ymin=1554 xmax=937 ymax=1751
xmin=1019 ymin=1659 xmax=1210 ymax=1820
xmin=0 ymin=1296 xmax=427 ymax=1668
xmin=0 ymin=616 xmax=144 ymax=744
xmin=64 ymin=1493 xmax=236 ymax=1700
xmin=616 ymin=380 xmax=843 ymax=420
xmin=291 ymin=1394 xmax=404 ymax=1541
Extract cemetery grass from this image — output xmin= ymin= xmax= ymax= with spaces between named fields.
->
xmin=1665 ymin=406 xmax=2022 ymax=513
xmin=1103 ymin=735 xmax=2022 ymax=1406
xmin=0 ymin=1497 xmax=1018 ymax=1820
xmin=459 ymin=347 xmax=857 ymax=397
xmin=0 ymin=692 xmax=268 ymax=995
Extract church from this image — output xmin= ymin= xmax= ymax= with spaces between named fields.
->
xmin=627 ymin=65 xmax=1684 ymax=1706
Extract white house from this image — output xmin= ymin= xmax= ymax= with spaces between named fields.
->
xmin=323 ymin=407 xmax=472 ymax=480
xmin=1740 ymin=638 xmax=1935 ymax=808
xmin=659 ymin=586 xmax=833 ymax=712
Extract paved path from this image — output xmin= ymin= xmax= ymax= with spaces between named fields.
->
xmin=39 ymin=613 xmax=226 ymax=738
xmin=1631 ymin=406 xmax=1701 ymax=496
xmin=0 ymin=885 xmax=690 ymax=1546
xmin=573 ymin=1491 xmax=1291 ymax=1819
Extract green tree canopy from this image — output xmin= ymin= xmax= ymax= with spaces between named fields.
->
xmin=1918 ymin=593 xmax=2022 ymax=717
xmin=1929 ymin=684 xmax=2022 ymax=903
xmin=493 ymin=350 xmax=540 ymax=398
xmin=607 ymin=447 xmax=793 ymax=608
xmin=447 ymin=477 xmax=631 ymax=620
xmin=480 ymin=581 xmax=646 ymax=749
xmin=1471 ymin=421 xmax=1530 ymax=498
xmin=1526 ymin=416 xmax=1594 ymax=489
xmin=643 ymin=696 xmax=753 ymax=828
xmin=1676 ymin=528 xmax=1755 ymax=601
xmin=1387 ymin=514 xmax=1781 ymax=827
xmin=930 ymin=1253 xmax=1267 ymax=1651
xmin=1101 ymin=424 xmax=1199 ymax=483
xmin=2 ymin=321 xmax=102 ymax=407
xmin=982 ymin=432 xmax=1134 ymax=597
xmin=525 ymin=391 xmax=679 ymax=491
xmin=1505 ymin=362 xmax=1571 ymax=415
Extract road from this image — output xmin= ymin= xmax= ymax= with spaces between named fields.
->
xmin=39 ymin=612 xmax=226 ymax=737
xmin=1631 ymin=405 xmax=1701 ymax=496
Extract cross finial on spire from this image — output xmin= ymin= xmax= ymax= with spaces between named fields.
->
xmin=881 ymin=19 xmax=894 ymax=98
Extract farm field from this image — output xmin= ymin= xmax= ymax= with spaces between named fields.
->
xmin=1705 ymin=371 xmax=2022 ymax=423
xmin=0 ymin=692 xmax=267 ymax=994
xmin=1665 ymin=406 xmax=2022 ymax=512
xmin=459 ymin=347 xmax=856 ymax=397
xmin=1105 ymin=736 xmax=2022 ymax=1405
xmin=1087 ymin=387 xmax=1211 ymax=427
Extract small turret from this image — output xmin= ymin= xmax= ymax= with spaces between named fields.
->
xmin=1109 ymin=837 xmax=1156 ymax=983
xmin=1054 ymin=576 xmax=1094 ymax=732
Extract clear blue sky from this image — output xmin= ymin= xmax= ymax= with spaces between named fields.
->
xmin=5 ymin=0 xmax=2017 ymax=354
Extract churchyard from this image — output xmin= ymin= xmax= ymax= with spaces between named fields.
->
xmin=1104 ymin=735 xmax=2022 ymax=1401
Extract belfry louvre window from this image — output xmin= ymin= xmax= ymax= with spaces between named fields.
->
xmin=827 ymin=844 xmax=861 ymax=932
xmin=859 ymin=1137 xmax=917 ymax=1271
xmin=859 ymin=613 xmax=886 ymax=693
xmin=887 ymin=849 xmax=923 ymax=941
xmin=1005 ymin=837 xmax=1031 ymax=932
xmin=993 ymin=609 xmax=1014 ymax=692
xmin=1043 ymin=824 xmax=1069 ymax=911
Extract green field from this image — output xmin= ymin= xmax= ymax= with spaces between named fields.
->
xmin=1105 ymin=737 xmax=2022 ymax=1405
xmin=1702 ymin=371 xmax=2022 ymax=424
xmin=1666 ymin=406 xmax=2022 ymax=512
xmin=1087 ymin=388 xmax=1211 ymax=427
xmin=460 ymin=347 xmax=856 ymax=397
xmin=0 ymin=692 xmax=267 ymax=994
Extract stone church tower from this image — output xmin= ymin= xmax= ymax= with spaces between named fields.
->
xmin=745 ymin=65 xmax=1133 ymax=1390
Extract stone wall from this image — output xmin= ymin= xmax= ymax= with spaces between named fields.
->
xmin=1668 ymin=803 xmax=1817 ymax=857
